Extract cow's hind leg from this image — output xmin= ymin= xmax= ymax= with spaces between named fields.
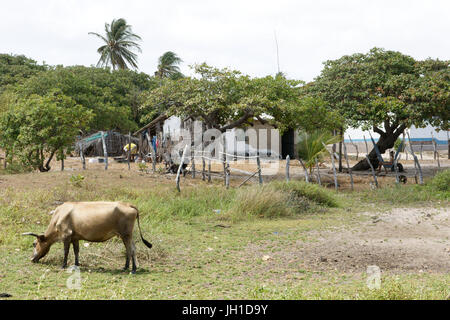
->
xmin=121 ymin=235 xmax=132 ymax=272
xmin=62 ymin=239 xmax=71 ymax=269
xmin=72 ymin=240 xmax=80 ymax=266
xmin=130 ymin=241 xmax=137 ymax=274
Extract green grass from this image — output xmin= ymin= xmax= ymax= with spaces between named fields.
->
xmin=0 ymin=174 xmax=448 ymax=300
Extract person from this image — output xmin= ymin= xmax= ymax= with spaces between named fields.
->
xmin=123 ymin=143 xmax=138 ymax=161
xmin=378 ymin=150 xmax=395 ymax=173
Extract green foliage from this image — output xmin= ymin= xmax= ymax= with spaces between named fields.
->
xmin=0 ymin=54 xmax=47 ymax=94
xmin=311 ymin=48 xmax=449 ymax=133
xmin=137 ymin=162 xmax=148 ymax=173
xmin=228 ymin=185 xmax=293 ymax=219
xmin=69 ymin=174 xmax=85 ymax=187
xmin=429 ymin=169 xmax=450 ymax=192
xmin=155 ymin=51 xmax=183 ymax=80
xmin=354 ymin=183 xmax=449 ymax=205
xmin=296 ymin=130 xmax=341 ymax=172
xmin=0 ymin=90 xmax=92 ymax=171
xmin=9 ymin=65 xmax=155 ymax=131
xmin=140 ymin=64 xmax=313 ymax=133
xmin=294 ymin=96 xmax=344 ymax=133
xmin=227 ymin=181 xmax=338 ymax=220
xmin=271 ymin=180 xmax=339 ymax=208
xmin=89 ymin=18 xmax=142 ymax=70
xmin=393 ymin=138 xmax=404 ymax=152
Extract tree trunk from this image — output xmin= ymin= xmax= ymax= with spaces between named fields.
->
xmin=352 ymin=124 xmax=405 ymax=171
xmin=38 ymin=150 xmax=56 ymax=172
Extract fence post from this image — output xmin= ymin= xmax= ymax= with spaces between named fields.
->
xmin=298 ymin=158 xmax=309 ymax=183
xmin=80 ymin=148 xmax=86 ymax=170
xmin=202 ymin=156 xmax=206 ymax=181
xmin=363 ymin=135 xmax=368 ymax=154
xmin=176 ymin=145 xmax=188 ymax=192
xmin=348 ymin=136 xmax=358 ymax=160
xmin=145 ymin=132 xmax=156 ymax=173
xmin=365 ymin=155 xmax=378 ymax=188
xmin=393 ymin=153 xmax=400 ymax=185
xmin=101 ymin=131 xmax=108 ymax=170
xmin=403 ymin=132 xmax=408 ymax=160
xmin=286 ymin=155 xmax=290 ymax=182
xmin=322 ymin=142 xmax=338 ymax=190
xmin=315 ymin=158 xmax=321 ymax=186
xmin=407 ymin=132 xmax=423 ymax=184
xmin=191 ymin=147 xmax=196 ymax=178
xmin=127 ymin=132 xmax=131 ymax=171
xmin=343 ymin=142 xmax=353 ymax=191
xmin=208 ymin=158 xmax=211 ymax=183
xmin=225 ymin=161 xmax=230 ymax=189
xmin=222 ymin=134 xmax=227 ymax=186
xmin=256 ymin=155 xmax=263 ymax=185
xmin=431 ymin=133 xmax=440 ymax=169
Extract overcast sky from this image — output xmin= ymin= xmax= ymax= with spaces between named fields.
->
xmin=2 ymin=0 xmax=449 ymax=82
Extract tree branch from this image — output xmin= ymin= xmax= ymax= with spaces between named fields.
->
xmin=373 ymin=126 xmax=386 ymax=137
xmin=219 ymin=111 xmax=254 ymax=132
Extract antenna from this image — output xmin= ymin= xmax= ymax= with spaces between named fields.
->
xmin=274 ymin=30 xmax=280 ymax=75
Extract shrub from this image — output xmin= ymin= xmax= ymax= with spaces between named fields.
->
xmin=226 ymin=181 xmax=338 ymax=221
xmin=271 ymin=180 xmax=339 ymax=207
xmin=69 ymin=174 xmax=85 ymax=187
xmin=429 ymin=169 xmax=450 ymax=191
xmin=228 ymin=185 xmax=292 ymax=220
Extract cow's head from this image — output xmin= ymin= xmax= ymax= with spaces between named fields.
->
xmin=22 ymin=232 xmax=51 ymax=262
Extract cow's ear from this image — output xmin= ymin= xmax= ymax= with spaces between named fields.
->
xmin=38 ymin=235 xmax=46 ymax=242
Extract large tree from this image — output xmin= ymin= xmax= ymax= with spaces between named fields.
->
xmin=7 ymin=65 xmax=156 ymax=132
xmin=0 ymin=90 xmax=92 ymax=172
xmin=140 ymin=63 xmax=338 ymax=134
xmin=311 ymin=48 xmax=449 ymax=170
xmin=0 ymin=54 xmax=47 ymax=94
xmin=89 ymin=18 xmax=142 ymax=70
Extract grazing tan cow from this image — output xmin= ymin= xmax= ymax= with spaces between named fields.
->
xmin=23 ymin=201 xmax=152 ymax=274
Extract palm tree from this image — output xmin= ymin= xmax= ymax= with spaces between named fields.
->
xmin=89 ymin=18 xmax=142 ymax=70
xmin=297 ymin=130 xmax=342 ymax=173
xmin=155 ymin=51 xmax=183 ymax=79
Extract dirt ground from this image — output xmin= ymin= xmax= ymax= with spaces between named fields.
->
xmin=245 ymin=206 xmax=450 ymax=277
xmin=1 ymin=151 xmax=449 ymax=192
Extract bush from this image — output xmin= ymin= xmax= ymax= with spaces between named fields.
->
xmin=429 ymin=169 xmax=450 ymax=191
xmin=69 ymin=174 xmax=85 ymax=187
xmin=2 ymin=161 xmax=32 ymax=174
xmin=271 ymin=180 xmax=339 ymax=208
xmin=228 ymin=185 xmax=292 ymax=220
xmin=226 ymin=181 xmax=338 ymax=221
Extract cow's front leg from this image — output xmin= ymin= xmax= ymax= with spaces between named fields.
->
xmin=62 ymin=239 xmax=71 ymax=269
xmin=72 ymin=240 xmax=80 ymax=266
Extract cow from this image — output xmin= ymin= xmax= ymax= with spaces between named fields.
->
xmin=22 ymin=201 xmax=152 ymax=274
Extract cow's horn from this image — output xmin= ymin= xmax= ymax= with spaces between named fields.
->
xmin=22 ymin=232 xmax=39 ymax=237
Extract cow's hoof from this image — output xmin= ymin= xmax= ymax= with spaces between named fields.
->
xmin=131 ymin=270 xmax=136 ymax=275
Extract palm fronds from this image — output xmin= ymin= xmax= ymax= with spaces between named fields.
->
xmin=156 ymin=51 xmax=183 ymax=79
xmin=89 ymin=18 xmax=141 ymax=70
xmin=296 ymin=130 xmax=341 ymax=172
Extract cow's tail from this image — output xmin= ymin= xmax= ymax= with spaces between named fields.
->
xmin=131 ymin=205 xmax=152 ymax=249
